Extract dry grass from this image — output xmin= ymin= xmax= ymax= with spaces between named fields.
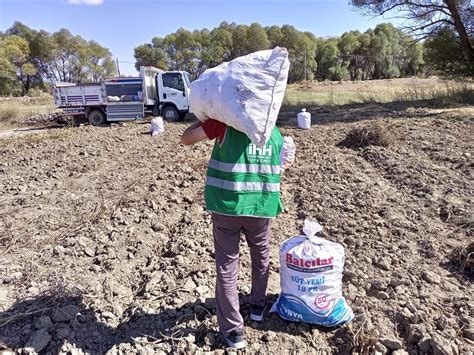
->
xmin=284 ymin=77 xmax=474 ymax=107
xmin=337 ymin=124 xmax=394 ymax=149
xmin=450 ymin=241 xmax=474 ymax=276
xmin=346 ymin=319 xmax=379 ymax=354
xmin=0 ymin=93 xmax=55 ymax=129
xmin=394 ymin=80 xmax=474 ymax=106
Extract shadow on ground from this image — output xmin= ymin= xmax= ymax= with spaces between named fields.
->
xmin=0 ymin=291 xmax=352 ymax=353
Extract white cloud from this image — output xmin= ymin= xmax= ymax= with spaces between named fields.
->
xmin=68 ymin=0 xmax=104 ymax=5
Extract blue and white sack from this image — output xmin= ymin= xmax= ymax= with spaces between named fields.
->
xmin=271 ymin=220 xmax=354 ymax=326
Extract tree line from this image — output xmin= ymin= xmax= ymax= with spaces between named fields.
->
xmin=134 ymin=22 xmax=428 ymax=83
xmin=0 ymin=22 xmax=116 ymax=95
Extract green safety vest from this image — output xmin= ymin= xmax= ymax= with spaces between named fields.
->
xmin=205 ymin=126 xmax=284 ymax=218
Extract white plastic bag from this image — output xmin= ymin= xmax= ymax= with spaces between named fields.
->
xmin=271 ymin=220 xmax=354 ymax=326
xmin=190 ymin=47 xmax=290 ymax=147
xmin=150 ymin=117 xmax=164 ymax=136
xmin=280 ymin=136 xmax=296 ymax=169
xmin=107 ymin=96 xmax=120 ymax=102
xmin=297 ymin=108 xmax=311 ymax=129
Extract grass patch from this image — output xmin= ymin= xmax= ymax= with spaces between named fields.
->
xmin=284 ymin=77 xmax=474 ymax=107
xmin=284 ymin=78 xmax=405 ymax=106
xmin=0 ymin=93 xmax=55 ymax=129
xmin=394 ymin=80 xmax=474 ymax=106
xmin=0 ymin=106 xmax=19 ymax=123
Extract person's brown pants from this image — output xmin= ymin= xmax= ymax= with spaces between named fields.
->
xmin=212 ymin=213 xmax=272 ymax=337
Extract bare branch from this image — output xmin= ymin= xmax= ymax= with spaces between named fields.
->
xmin=402 ymin=18 xmax=455 ymax=33
xmin=406 ymin=23 xmax=447 ymax=40
xmin=406 ymin=8 xmax=451 ymax=20
xmin=404 ymin=1 xmax=449 ymax=11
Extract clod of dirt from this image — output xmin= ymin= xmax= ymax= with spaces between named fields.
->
xmin=337 ymin=124 xmax=394 ymax=149
xmin=421 ymin=271 xmax=441 ymax=284
xmin=23 ymin=328 xmax=51 ymax=352
xmin=51 ymin=305 xmax=80 ymax=322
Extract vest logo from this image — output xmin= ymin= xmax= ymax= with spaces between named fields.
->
xmin=248 ymin=143 xmax=272 ymax=157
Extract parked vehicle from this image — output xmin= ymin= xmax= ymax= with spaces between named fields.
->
xmin=53 ymin=66 xmax=192 ymax=125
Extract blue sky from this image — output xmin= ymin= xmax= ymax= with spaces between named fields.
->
xmin=0 ymin=0 xmax=397 ymax=75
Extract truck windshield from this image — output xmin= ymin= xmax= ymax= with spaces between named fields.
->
xmin=163 ymin=73 xmax=182 ymax=91
xmin=184 ymin=72 xmax=192 ymax=88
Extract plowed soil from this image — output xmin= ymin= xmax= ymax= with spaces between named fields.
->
xmin=0 ymin=105 xmax=472 ymax=354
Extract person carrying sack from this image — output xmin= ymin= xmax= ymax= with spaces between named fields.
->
xmin=181 ymin=118 xmax=294 ymax=349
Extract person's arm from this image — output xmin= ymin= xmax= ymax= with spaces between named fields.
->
xmin=181 ymin=120 xmax=208 ymax=145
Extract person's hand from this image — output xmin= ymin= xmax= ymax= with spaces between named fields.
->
xmin=283 ymin=160 xmax=294 ymax=170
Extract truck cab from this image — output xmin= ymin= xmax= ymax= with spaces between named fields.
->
xmin=154 ymin=70 xmax=192 ymax=122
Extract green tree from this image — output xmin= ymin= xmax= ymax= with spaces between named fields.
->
xmin=246 ymin=23 xmax=270 ymax=53
xmin=232 ymin=25 xmax=250 ymax=57
xmin=399 ymin=35 xmax=424 ymax=76
xmin=134 ymin=43 xmax=168 ymax=70
xmin=315 ymin=38 xmax=340 ymax=81
xmin=266 ymin=26 xmax=283 ymax=47
xmin=6 ymin=22 xmax=46 ymax=91
xmin=338 ymin=31 xmax=361 ymax=80
xmin=274 ymin=25 xmax=317 ymax=82
xmin=0 ymin=35 xmax=37 ymax=95
xmin=1 ymin=22 xmax=115 ymax=93
xmin=0 ymin=37 xmax=19 ymax=94
xmin=352 ymin=0 xmax=473 ymax=67
xmin=329 ymin=65 xmax=349 ymax=81
xmin=80 ymin=41 xmax=116 ymax=81
xmin=210 ymin=27 xmax=233 ymax=63
xmin=162 ymin=28 xmax=201 ymax=77
xmin=49 ymin=29 xmax=81 ymax=82
xmin=197 ymin=27 xmax=233 ymax=73
xmin=425 ymin=27 xmax=473 ymax=76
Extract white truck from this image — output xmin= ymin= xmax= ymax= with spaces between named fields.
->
xmin=53 ymin=66 xmax=192 ymax=125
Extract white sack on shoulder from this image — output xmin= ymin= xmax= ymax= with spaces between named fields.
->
xmin=190 ymin=47 xmax=290 ymax=146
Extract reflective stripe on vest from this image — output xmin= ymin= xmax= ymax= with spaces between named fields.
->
xmin=208 ymin=159 xmax=281 ymax=175
xmin=206 ymin=176 xmax=281 ymax=192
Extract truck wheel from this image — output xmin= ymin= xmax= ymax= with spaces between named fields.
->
xmin=162 ymin=106 xmax=179 ymax=122
xmin=88 ymin=110 xmax=106 ymax=126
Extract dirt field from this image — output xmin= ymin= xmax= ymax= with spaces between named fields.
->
xmin=0 ymin=103 xmax=473 ymax=354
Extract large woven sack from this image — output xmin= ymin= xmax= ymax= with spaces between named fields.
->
xmin=271 ymin=220 xmax=354 ymax=326
xmin=190 ymin=47 xmax=290 ymax=146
